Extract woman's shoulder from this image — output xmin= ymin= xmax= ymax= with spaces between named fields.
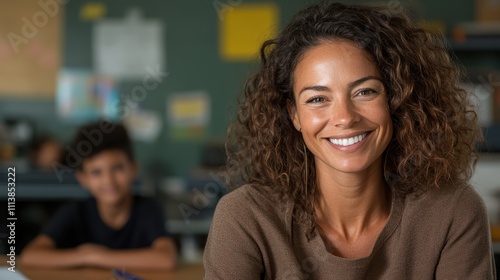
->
xmin=218 ymin=184 xmax=286 ymax=209
xmin=215 ymin=184 xmax=291 ymax=224
xmin=405 ymin=184 xmax=487 ymax=219
xmin=397 ymin=184 xmax=489 ymax=249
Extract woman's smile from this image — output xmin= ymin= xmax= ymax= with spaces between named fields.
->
xmin=329 ymin=131 xmax=368 ymax=146
xmin=326 ymin=130 xmax=373 ymax=152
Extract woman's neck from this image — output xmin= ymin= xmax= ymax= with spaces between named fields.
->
xmin=314 ymin=157 xmax=391 ymax=241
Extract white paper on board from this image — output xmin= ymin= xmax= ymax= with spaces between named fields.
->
xmin=124 ymin=108 xmax=162 ymax=142
xmin=93 ymin=8 xmax=165 ymax=79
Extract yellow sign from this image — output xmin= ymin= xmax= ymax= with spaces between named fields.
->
xmin=172 ymin=99 xmax=206 ymax=119
xmin=167 ymin=91 xmax=211 ymax=139
xmin=220 ymin=3 xmax=279 ymax=61
xmin=80 ymin=3 xmax=107 ymax=21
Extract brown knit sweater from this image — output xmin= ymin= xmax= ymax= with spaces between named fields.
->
xmin=203 ymin=184 xmax=495 ymax=279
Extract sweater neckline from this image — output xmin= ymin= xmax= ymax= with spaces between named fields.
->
xmin=307 ymin=189 xmax=405 ymax=265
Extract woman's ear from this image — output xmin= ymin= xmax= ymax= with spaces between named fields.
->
xmin=286 ymin=99 xmax=301 ymax=132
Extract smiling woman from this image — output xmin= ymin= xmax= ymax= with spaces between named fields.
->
xmin=289 ymin=40 xmax=393 ymax=177
xmin=203 ymin=2 xmax=494 ymax=280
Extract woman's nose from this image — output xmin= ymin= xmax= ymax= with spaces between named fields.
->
xmin=332 ymin=99 xmax=360 ymax=128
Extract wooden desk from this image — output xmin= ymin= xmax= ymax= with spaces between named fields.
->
xmin=1 ymin=257 xmax=204 ymax=280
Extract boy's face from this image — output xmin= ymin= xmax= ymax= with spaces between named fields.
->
xmin=76 ymin=149 xmax=137 ymax=206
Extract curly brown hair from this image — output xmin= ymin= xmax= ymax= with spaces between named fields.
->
xmin=224 ymin=1 xmax=483 ymax=235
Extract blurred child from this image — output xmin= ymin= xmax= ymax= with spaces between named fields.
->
xmin=30 ymin=136 xmax=63 ymax=170
xmin=20 ymin=120 xmax=177 ymax=270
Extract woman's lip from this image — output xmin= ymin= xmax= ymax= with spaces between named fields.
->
xmin=327 ymin=130 xmax=373 ymax=140
xmin=326 ymin=131 xmax=372 ymax=152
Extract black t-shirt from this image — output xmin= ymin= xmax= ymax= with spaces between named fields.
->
xmin=41 ymin=196 xmax=168 ymax=249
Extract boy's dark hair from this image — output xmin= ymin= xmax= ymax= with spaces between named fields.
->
xmin=66 ymin=120 xmax=134 ymax=170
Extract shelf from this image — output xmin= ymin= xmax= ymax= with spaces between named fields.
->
xmin=0 ymin=170 xmax=142 ymax=200
xmin=0 ymin=184 xmax=91 ymax=199
xmin=448 ymin=37 xmax=500 ymax=52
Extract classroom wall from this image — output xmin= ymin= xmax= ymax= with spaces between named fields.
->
xmin=0 ymin=0 xmax=483 ymax=177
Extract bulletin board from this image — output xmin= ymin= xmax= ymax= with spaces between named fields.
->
xmin=0 ymin=0 xmax=62 ymax=98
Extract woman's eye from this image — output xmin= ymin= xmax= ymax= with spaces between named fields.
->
xmin=306 ymin=96 xmax=325 ymax=103
xmin=357 ymin=89 xmax=377 ymax=96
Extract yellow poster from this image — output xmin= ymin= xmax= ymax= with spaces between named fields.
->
xmin=220 ymin=3 xmax=279 ymax=61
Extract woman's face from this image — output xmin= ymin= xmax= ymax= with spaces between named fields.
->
xmin=289 ymin=40 xmax=392 ymax=175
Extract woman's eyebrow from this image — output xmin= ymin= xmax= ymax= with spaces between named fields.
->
xmin=298 ymin=75 xmax=383 ymax=95
xmin=299 ymin=85 xmax=331 ymax=94
xmin=347 ymin=75 xmax=383 ymax=89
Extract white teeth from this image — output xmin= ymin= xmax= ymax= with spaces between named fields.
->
xmin=329 ymin=133 xmax=367 ymax=147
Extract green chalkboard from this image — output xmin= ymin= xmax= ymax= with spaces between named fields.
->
xmin=61 ymin=0 xmax=310 ymax=176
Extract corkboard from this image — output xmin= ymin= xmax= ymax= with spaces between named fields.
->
xmin=0 ymin=0 xmax=62 ymax=98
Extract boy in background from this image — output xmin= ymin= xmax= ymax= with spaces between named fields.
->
xmin=20 ymin=120 xmax=177 ymax=270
